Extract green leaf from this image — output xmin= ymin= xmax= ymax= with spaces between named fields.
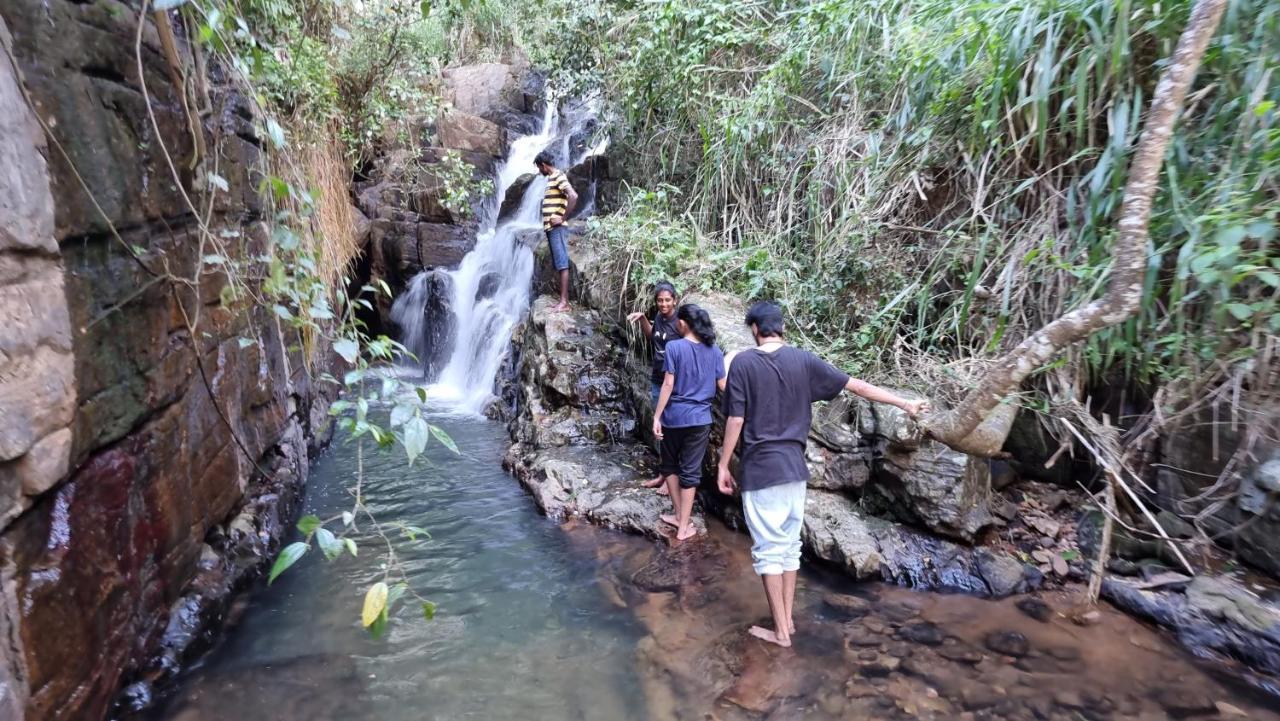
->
xmin=390 ymin=403 xmax=415 ymax=428
xmin=265 ymin=118 xmax=287 ymax=150
xmin=1225 ymin=303 xmax=1254 ymax=321
xmin=316 ymin=528 xmax=343 ymax=560
xmin=273 ymin=304 xmax=293 ymax=320
xmin=237 ymin=337 xmax=256 ymax=349
xmin=430 ymin=425 xmax=459 ymax=455
xmin=422 ymin=601 xmax=437 ymax=620
xmin=268 ymin=541 xmax=308 ymax=584
xmin=368 ymin=608 xmax=389 ymax=639
xmin=296 ymin=515 xmax=322 ymax=536
xmin=387 ymin=583 xmax=408 ymax=609
xmin=403 ymin=416 xmax=429 ymax=466
xmin=343 ymin=369 xmax=365 ymax=386
xmin=344 ymin=537 xmax=358 ymax=557
xmin=362 ymin=581 xmax=389 ymax=627
xmin=415 ymin=387 xmax=428 ymax=403
xmin=333 ymin=338 xmax=359 ymax=364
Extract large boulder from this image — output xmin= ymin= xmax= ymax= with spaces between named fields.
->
xmin=436 ymin=109 xmax=505 ymax=157
xmin=442 ymin=63 xmax=525 ymax=119
xmin=503 ymin=443 xmax=706 ymax=539
xmin=803 ymin=490 xmax=1029 ymax=596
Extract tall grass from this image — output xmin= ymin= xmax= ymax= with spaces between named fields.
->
xmin=591 ymin=0 xmax=1277 ymax=405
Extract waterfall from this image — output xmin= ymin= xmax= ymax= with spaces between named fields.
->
xmin=390 ymin=98 xmax=603 ymax=413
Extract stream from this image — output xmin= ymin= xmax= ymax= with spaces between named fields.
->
xmin=144 ymin=409 xmax=1280 ymax=721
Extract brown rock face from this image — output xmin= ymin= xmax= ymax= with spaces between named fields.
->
xmin=0 ymin=4 xmax=337 ymax=719
xmin=437 ymin=109 xmax=505 ymax=157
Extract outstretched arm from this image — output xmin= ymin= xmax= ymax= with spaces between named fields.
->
xmin=845 ymin=377 xmax=929 ymax=417
xmin=625 ymin=312 xmax=654 ymax=337
xmin=717 ymin=416 xmax=744 ymax=494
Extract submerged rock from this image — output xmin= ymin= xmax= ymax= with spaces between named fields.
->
xmin=1104 ymin=574 xmax=1280 ymax=678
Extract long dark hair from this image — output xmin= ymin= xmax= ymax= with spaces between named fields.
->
xmin=654 ymin=280 xmax=677 ymax=301
xmin=677 ymin=303 xmax=717 ymax=346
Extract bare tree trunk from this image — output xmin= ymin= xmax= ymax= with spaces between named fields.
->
xmin=923 ymin=0 xmax=1229 ymax=456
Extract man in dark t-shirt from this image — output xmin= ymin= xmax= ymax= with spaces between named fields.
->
xmin=717 ymin=302 xmax=928 ymax=648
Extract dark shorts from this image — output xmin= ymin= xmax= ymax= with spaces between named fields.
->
xmin=659 ymin=424 xmax=712 ymax=489
xmin=546 ymin=225 xmax=570 ymax=271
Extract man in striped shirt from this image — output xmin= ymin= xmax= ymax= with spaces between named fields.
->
xmin=535 ymin=152 xmax=578 ymax=311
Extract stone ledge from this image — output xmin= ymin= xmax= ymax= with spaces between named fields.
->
xmin=503 ymin=443 xmax=707 ymax=540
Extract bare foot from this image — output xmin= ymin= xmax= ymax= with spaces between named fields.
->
xmin=790 ymin=621 xmax=797 ymax=635
xmin=655 ymin=484 xmax=669 ymax=496
xmin=551 ymin=301 xmax=570 ymax=312
xmin=660 ymin=514 xmax=678 ymax=527
xmin=748 ymin=625 xmax=791 ymax=648
xmin=675 ymin=525 xmax=697 ymax=541
xmin=641 ymin=476 xmax=664 ymax=489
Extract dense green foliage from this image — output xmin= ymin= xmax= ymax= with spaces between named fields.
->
xmin=580 ymin=0 xmax=1277 ymax=399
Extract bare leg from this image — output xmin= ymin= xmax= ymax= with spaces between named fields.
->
xmin=552 ymin=269 xmax=570 ymax=310
xmin=659 ymin=475 xmax=680 ymax=526
xmin=783 ymin=570 xmax=797 ymax=634
xmin=675 ymin=485 xmax=697 ymax=540
xmin=748 ymin=574 xmax=791 ymax=647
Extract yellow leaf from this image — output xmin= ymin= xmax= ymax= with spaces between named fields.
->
xmin=362 ymin=582 xmax=389 ymax=627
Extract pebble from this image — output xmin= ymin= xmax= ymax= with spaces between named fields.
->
xmin=898 ymin=621 xmax=946 ymax=646
xmin=1152 ymin=687 xmax=1216 ymax=718
xmin=938 ymin=644 xmax=985 ymax=665
xmin=886 ymin=642 xmax=913 ymax=658
xmin=823 ymin=592 xmax=871 ymax=620
xmin=1015 ymin=597 xmax=1053 ymax=623
xmin=984 ymin=630 xmax=1031 ymax=658
xmin=1053 ymin=690 xmax=1084 ymax=709
xmin=845 ymin=627 xmax=881 ymax=647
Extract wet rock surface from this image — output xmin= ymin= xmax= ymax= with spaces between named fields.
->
xmin=0 ymin=5 xmax=339 ymax=718
xmin=586 ymin=522 xmax=1280 ymax=721
xmin=502 ymin=297 xmax=707 ymax=539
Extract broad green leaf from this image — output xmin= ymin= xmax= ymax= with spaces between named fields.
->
xmin=343 ymin=369 xmax=365 ymax=386
xmin=362 ymin=582 xmax=389 ymax=627
xmin=368 ymin=608 xmax=388 ymax=639
xmin=430 ymin=425 xmax=459 ymax=455
xmin=422 ymin=601 xmax=437 ymax=620
xmin=272 ymin=304 xmax=293 ymax=320
xmin=316 ymin=528 xmax=343 ymax=560
xmin=333 ymin=338 xmax=359 ymax=364
xmin=387 ymin=583 xmax=408 ymax=608
xmin=1225 ymin=303 xmax=1254 ymax=321
xmin=268 ymin=541 xmax=308 ymax=584
xmin=390 ymin=403 xmax=415 ymax=428
xmin=403 ymin=416 xmax=429 ymax=466
xmin=265 ymin=118 xmax=287 ymax=149
xmin=415 ymin=387 xmax=428 ymax=403
xmin=296 ymin=515 xmax=322 ymax=536
xmin=344 ymin=538 xmax=358 ymax=557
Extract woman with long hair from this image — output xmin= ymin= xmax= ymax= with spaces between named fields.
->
xmin=652 ymin=304 xmax=725 ymax=540
xmin=627 ymin=281 xmax=679 ymax=494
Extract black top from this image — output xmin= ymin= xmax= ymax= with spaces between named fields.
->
xmin=650 ymin=312 xmax=680 ymax=384
xmin=722 ymin=346 xmax=850 ymax=492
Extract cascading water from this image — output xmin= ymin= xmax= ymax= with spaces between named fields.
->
xmin=390 ymin=99 xmax=604 ymax=412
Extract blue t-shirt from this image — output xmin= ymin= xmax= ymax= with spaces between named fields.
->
xmin=660 ymin=338 xmax=726 ymax=428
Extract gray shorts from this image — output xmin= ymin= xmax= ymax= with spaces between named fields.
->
xmin=742 ymin=481 xmax=806 ymax=575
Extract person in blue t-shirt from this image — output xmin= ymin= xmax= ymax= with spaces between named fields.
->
xmin=652 ymin=304 xmax=725 ymax=541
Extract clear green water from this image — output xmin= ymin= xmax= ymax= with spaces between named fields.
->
xmin=148 ymin=414 xmax=650 ymax=721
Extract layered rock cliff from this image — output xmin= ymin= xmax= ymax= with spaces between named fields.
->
xmin=0 ymin=4 xmax=338 ymax=718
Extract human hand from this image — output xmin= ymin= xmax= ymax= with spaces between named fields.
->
xmin=549 ymin=214 xmax=564 ymax=227
xmin=717 ymin=465 xmax=737 ymax=495
xmin=652 ymin=418 xmax=663 ymax=440
xmin=626 ymin=311 xmax=645 ymax=323
xmin=904 ymin=399 xmax=931 ymax=419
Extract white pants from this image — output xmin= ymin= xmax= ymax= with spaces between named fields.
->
xmin=742 ymin=481 xmax=806 ymax=576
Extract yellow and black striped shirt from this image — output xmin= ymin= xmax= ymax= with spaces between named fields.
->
xmin=541 ymin=170 xmax=572 ymax=230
